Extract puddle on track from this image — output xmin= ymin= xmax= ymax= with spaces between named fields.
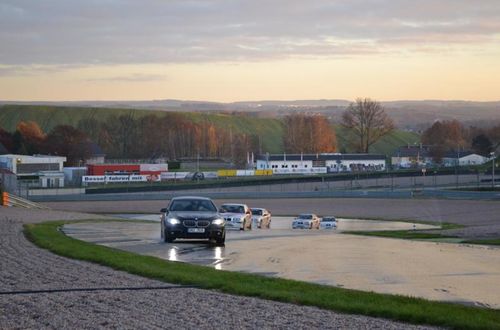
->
xmin=63 ymin=216 xmax=500 ymax=309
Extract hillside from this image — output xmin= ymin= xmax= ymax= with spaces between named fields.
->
xmin=335 ymin=125 xmax=419 ymax=155
xmin=0 ymin=104 xmax=284 ymax=153
xmin=0 ymin=104 xmax=418 ymax=156
xmin=3 ymin=99 xmax=500 ymax=129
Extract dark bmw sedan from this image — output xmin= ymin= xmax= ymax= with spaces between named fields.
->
xmin=160 ymin=196 xmax=226 ymax=246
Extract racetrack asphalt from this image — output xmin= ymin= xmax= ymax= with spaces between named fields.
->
xmin=43 ymin=197 xmax=500 ymax=238
xmin=0 ymin=207 xmax=438 ymax=329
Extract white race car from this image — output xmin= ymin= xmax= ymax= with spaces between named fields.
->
xmin=292 ymin=213 xmax=320 ymax=229
xmin=251 ymin=208 xmax=272 ymax=229
xmin=320 ymin=216 xmax=337 ymax=229
xmin=219 ymin=203 xmax=252 ymax=231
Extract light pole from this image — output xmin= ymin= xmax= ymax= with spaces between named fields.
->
xmin=491 ymin=152 xmax=496 ymax=189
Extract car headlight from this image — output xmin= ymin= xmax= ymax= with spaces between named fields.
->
xmin=167 ymin=218 xmax=180 ymax=225
xmin=212 ymin=218 xmax=225 ymax=225
xmin=233 ymin=217 xmax=242 ymax=222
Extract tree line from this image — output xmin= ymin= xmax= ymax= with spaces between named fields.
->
xmin=421 ymin=119 xmax=500 ymax=161
xmin=0 ymin=98 xmax=399 ymax=166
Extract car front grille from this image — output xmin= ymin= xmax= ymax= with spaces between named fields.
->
xmin=182 ymin=220 xmax=210 ymax=227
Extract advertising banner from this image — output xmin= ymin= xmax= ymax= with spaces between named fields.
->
xmin=217 ymin=170 xmax=237 ymax=177
xmin=160 ymin=172 xmax=190 ymax=180
xmin=82 ymin=175 xmax=148 ymax=183
xmin=140 ymin=164 xmax=168 ymax=172
xmin=272 ymin=167 xmax=327 ymax=175
xmin=255 ymin=169 xmax=273 ymax=176
xmin=236 ymin=170 xmax=255 ymax=176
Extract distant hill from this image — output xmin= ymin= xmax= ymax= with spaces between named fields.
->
xmin=0 ymin=104 xmax=418 ymax=155
xmin=2 ymin=99 xmax=500 ymax=129
xmin=0 ymin=104 xmax=285 ymax=153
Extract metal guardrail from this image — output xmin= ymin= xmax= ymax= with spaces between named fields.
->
xmin=27 ymin=188 xmax=500 ymax=202
xmin=29 ymin=190 xmax=412 ymax=202
xmin=1 ymin=192 xmax=50 ymax=209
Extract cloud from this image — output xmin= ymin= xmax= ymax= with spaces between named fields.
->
xmin=0 ymin=0 xmax=499 ymax=67
xmin=86 ymin=73 xmax=168 ymax=82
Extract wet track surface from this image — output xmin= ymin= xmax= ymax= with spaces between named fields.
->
xmin=62 ymin=216 xmax=500 ymax=308
xmin=63 ymin=216 xmax=436 ymax=269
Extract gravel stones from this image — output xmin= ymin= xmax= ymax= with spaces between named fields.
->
xmin=0 ymin=208 xmax=438 ymax=329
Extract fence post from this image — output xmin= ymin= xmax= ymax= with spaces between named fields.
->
xmin=1 ymin=192 xmax=9 ymax=206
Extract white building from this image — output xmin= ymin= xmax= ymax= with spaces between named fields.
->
xmin=442 ymin=151 xmax=488 ymax=167
xmin=0 ymin=154 xmax=67 ymax=188
xmin=391 ymin=145 xmax=433 ymax=168
xmin=255 ymin=153 xmax=386 ymax=173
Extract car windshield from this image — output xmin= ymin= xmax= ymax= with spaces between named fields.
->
xmin=322 ymin=217 xmax=336 ymax=222
xmin=169 ymin=199 xmax=217 ymax=212
xmin=221 ymin=205 xmax=245 ymax=213
xmin=251 ymin=209 xmax=262 ymax=215
xmin=298 ymin=214 xmax=313 ymax=219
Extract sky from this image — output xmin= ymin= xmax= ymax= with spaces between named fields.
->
xmin=0 ymin=0 xmax=499 ymax=102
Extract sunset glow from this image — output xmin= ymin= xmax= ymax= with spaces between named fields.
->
xmin=1 ymin=1 xmax=499 ymax=102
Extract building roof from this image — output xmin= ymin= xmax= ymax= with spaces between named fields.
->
xmin=443 ymin=150 xmax=478 ymax=159
xmin=394 ymin=145 xmax=432 ymax=158
xmin=256 ymin=153 xmax=386 ymax=161
xmin=0 ymin=154 xmax=67 ymax=161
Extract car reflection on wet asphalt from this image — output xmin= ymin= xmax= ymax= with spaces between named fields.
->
xmin=62 ymin=215 xmax=437 ymax=270
xmin=62 ymin=216 xmax=500 ymax=308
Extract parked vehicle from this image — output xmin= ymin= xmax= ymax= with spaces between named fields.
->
xmin=292 ymin=213 xmax=320 ymax=229
xmin=160 ymin=196 xmax=225 ymax=245
xmin=320 ymin=216 xmax=337 ymax=229
xmin=251 ymin=208 xmax=272 ymax=229
xmin=219 ymin=203 xmax=252 ymax=230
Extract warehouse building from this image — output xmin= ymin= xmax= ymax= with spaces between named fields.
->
xmin=0 ymin=154 xmax=67 ymax=188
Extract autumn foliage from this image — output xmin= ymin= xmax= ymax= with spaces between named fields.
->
xmin=421 ymin=120 xmax=500 ymax=160
xmin=283 ymin=113 xmax=337 ymax=153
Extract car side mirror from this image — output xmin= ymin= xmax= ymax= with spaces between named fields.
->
xmin=160 ymin=208 xmax=168 ymax=213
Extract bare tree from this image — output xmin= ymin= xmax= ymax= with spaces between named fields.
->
xmin=341 ymin=98 xmax=394 ymax=153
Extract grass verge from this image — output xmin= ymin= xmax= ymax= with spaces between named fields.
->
xmin=24 ymin=220 xmax=500 ymax=330
xmin=343 ymin=230 xmax=452 ymax=240
xmin=462 ymin=239 xmax=500 ymax=246
xmin=343 ymin=222 xmax=463 ymax=240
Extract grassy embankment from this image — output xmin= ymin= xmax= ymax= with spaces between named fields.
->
xmin=343 ymin=223 xmax=463 ymax=240
xmin=344 ymin=223 xmax=500 ymax=246
xmin=0 ymin=105 xmax=284 ymax=153
xmin=334 ymin=125 xmax=420 ymax=155
xmin=24 ymin=220 xmax=500 ymax=330
xmin=0 ymin=104 xmax=420 ymax=155
xmin=462 ymin=239 xmax=500 ymax=246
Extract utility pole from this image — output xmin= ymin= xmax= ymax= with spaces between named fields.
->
xmin=491 ymin=152 xmax=496 ymax=189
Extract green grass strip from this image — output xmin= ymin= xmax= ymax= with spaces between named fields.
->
xmin=24 ymin=221 xmax=500 ymax=330
xmin=344 ymin=230 xmax=454 ymax=240
xmin=462 ymin=239 xmax=500 ymax=246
